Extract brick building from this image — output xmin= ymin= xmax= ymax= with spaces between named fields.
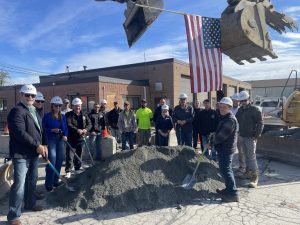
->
xmin=0 ymin=58 xmax=251 ymax=128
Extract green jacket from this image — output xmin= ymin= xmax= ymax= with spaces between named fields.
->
xmin=236 ymin=104 xmax=264 ymax=138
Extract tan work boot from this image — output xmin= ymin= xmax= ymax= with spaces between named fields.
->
xmin=236 ymin=171 xmax=251 ymax=179
xmin=249 ymin=172 xmax=259 ymax=188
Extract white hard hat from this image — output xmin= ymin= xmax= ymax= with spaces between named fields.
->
xmin=36 ymin=92 xmax=45 ymax=101
xmin=220 ymin=97 xmax=233 ymax=107
xmin=19 ymin=84 xmax=37 ymax=95
xmin=238 ymin=91 xmax=250 ymax=101
xmin=179 ymin=93 xmax=188 ymax=99
xmin=231 ymin=93 xmax=239 ymax=101
xmin=101 ymin=99 xmax=107 ymax=104
xmin=72 ymin=97 xmax=82 ymax=105
xmin=161 ymin=104 xmax=169 ymax=110
xmin=50 ymin=96 xmax=63 ymax=105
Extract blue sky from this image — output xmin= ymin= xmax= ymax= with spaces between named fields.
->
xmin=0 ymin=0 xmax=299 ymax=85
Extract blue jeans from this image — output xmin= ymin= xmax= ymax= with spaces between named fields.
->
xmin=176 ymin=128 xmax=192 ymax=147
xmin=218 ymin=152 xmax=238 ymax=196
xmin=89 ymin=133 xmax=102 ymax=160
xmin=122 ymin=132 xmax=134 ymax=150
xmin=7 ymin=157 xmax=38 ymax=221
xmin=45 ymin=137 xmax=65 ymax=189
xmin=202 ymin=135 xmax=217 ymax=161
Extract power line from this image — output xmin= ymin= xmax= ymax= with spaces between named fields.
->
xmin=0 ymin=61 xmax=52 ymax=76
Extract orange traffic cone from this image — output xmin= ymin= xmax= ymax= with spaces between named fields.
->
xmin=3 ymin=124 xmax=9 ymax=135
xmin=102 ymin=128 xmax=108 ymax=138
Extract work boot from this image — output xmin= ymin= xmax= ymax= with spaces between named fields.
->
xmin=249 ymin=172 xmax=259 ymax=188
xmin=221 ymin=195 xmax=239 ymax=203
xmin=216 ymin=188 xmax=227 ymax=195
xmin=236 ymin=171 xmax=251 ymax=179
xmin=8 ymin=219 xmax=22 ymax=225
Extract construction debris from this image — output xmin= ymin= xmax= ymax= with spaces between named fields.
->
xmin=48 ymin=146 xmax=224 ymax=213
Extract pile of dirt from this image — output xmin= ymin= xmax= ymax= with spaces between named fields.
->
xmin=47 ymin=146 xmax=224 ymax=213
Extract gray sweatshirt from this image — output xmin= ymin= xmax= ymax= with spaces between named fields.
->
xmin=117 ymin=109 xmax=138 ymax=133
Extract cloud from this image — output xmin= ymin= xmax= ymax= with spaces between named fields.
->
xmin=283 ymin=32 xmax=300 ymax=40
xmin=285 ymin=6 xmax=300 ymax=13
xmin=0 ymin=2 xmax=17 ymax=37
xmin=271 ymin=40 xmax=298 ymax=48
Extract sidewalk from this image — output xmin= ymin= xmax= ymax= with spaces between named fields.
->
xmin=1 ymin=155 xmax=300 ymax=225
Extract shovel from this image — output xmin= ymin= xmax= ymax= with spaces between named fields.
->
xmin=65 ymin=141 xmax=83 ymax=165
xmin=42 ymin=155 xmax=75 ymax=192
xmin=182 ymin=148 xmax=208 ymax=189
xmin=82 ymin=136 xmax=95 ymax=165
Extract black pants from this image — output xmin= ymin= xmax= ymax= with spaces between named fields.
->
xmin=65 ymin=140 xmax=83 ymax=172
xmin=193 ymin=128 xmax=202 ymax=149
xmin=157 ymin=133 xmax=169 ymax=146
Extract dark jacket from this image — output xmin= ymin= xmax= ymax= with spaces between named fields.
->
xmin=66 ymin=110 xmax=92 ymax=141
xmin=236 ymin=104 xmax=264 ymax=138
xmin=7 ymin=102 xmax=47 ymax=159
xmin=153 ymin=105 xmax=173 ymax=123
xmin=155 ymin=115 xmax=174 ymax=133
xmin=192 ymin=108 xmax=202 ymax=129
xmin=199 ymin=108 xmax=219 ymax=135
xmin=213 ymin=112 xmax=238 ymax=154
xmin=42 ymin=112 xmax=68 ymax=139
xmin=172 ymin=104 xmax=194 ymax=132
xmin=88 ymin=109 xmax=105 ymax=133
xmin=107 ymin=107 xmax=122 ymax=129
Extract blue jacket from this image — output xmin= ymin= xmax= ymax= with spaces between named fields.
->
xmin=7 ymin=102 xmax=47 ymax=159
xmin=42 ymin=112 xmax=68 ymax=139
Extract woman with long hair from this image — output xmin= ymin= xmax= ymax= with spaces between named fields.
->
xmin=42 ymin=96 xmax=68 ymax=192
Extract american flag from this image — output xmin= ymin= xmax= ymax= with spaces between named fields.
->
xmin=184 ymin=15 xmax=222 ymax=93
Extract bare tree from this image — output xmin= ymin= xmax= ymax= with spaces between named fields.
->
xmin=0 ymin=71 xmax=10 ymax=86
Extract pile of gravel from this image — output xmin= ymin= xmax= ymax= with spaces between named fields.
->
xmin=47 ymin=146 xmax=224 ymax=213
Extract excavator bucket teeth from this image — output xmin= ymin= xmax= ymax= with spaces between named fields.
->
xmin=220 ymin=0 xmax=297 ymax=64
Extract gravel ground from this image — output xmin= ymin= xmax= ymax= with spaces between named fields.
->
xmin=47 ymin=146 xmax=225 ymax=213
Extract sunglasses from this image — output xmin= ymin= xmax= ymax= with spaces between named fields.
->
xmin=54 ymin=104 xmax=62 ymax=107
xmin=24 ymin=94 xmax=36 ymax=98
xmin=35 ymin=100 xmax=44 ymax=103
xmin=240 ymin=100 xmax=248 ymax=103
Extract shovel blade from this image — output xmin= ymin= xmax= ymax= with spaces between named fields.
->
xmin=182 ymin=174 xmax=196 ymax=189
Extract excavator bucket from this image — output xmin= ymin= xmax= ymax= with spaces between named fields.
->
xmin=123 ymin=0 xmax=164 ymax=47
xmin=0 ymin=160 xmax=13 ymax=199
xmin=282 ymin=90 xmax=300 ymax=127
xmin=221 ymin=2 xmax=277 ymax=65
xmin=221 ymin=0 xmax=297 ymax=65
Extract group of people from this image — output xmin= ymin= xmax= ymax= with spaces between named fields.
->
xmin=6 ymin=83 xmax=263 ymax=224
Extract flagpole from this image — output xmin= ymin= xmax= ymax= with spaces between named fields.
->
xmin=133 ymin=2 xmax=188 ymax=16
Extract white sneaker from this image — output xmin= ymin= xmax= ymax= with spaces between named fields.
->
xmin=74 ymin=169 xmax=83 ymax=175
xmin=65 ymin=172 xmax=71 ymax=178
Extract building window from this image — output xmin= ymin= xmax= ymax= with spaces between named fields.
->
xmin=122 ymin=96 xmax=140 ymax=110
xmin=0 ymin=99 xmax=7 ymax=111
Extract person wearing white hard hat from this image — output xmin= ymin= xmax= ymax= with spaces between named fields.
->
xmin=34 ymin=91 xmax=45 ymax=118
xmin=153 ymin=97 xmax=173 ymax=145
xmin=230 ymin=93 xmax=240 ymax=115
xmin=207 ymin=97 xmax=239 ymax=203
xmin=61 ymin=99 xmax=72 ymax=115
xmin=42 ymin=96 xmax=68 ymax=192
xmin=64 ymin=97 xmax=92 ymax=178
xmin=230 ymin=93 xmax=245 ymax=174
xmin=173 ymin=93 xmax=194 ymax=146
xmin=236 ymin=91 xmax=263 ymax=188
xmin=155 ymin=104 xmax=173 ymax=146
xmin=7 ymin=84 xmax=48 ymax=224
